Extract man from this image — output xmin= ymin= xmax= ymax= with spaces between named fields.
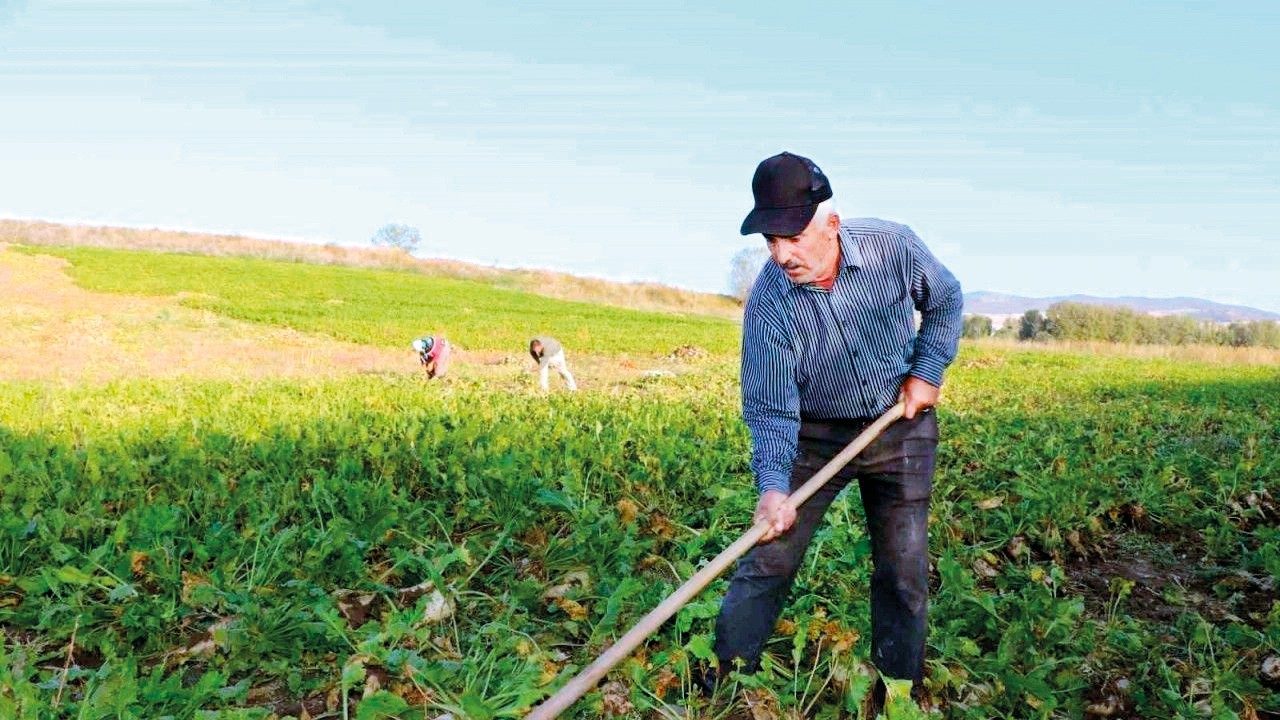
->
xmin=412 ymin=335 xmax=451 ymax=379
xmin=529 ymin=336 xmax=578 ymax=391
xmin=703 ymin=152 xmax=962 ymax=712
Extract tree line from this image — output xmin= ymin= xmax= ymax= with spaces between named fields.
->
xmin=962 ymin=302 xmax=1280 ymax=349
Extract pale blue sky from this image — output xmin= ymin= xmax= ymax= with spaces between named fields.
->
xmin=2 ymin=1 xmax=1277 ymax=311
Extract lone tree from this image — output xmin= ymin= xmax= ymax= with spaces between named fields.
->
xmin=371 ymin=223 xmax=422 ymax=253
xmin=1019 ymin=309 xmax=1046 ymax=340
xmin=962 ymin=314 xmax=993 ymax=339
xmin=728 ymin=246 xmax=771 ymax=302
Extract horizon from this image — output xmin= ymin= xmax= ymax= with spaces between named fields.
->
xmin=2 ymin=2 xmax=1277 ymax=313
xmin=10 ymin=215 xmax=1280 ymax=320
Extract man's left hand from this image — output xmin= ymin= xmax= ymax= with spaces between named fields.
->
xmin=899 ymin=376 xmax=939 ymax=419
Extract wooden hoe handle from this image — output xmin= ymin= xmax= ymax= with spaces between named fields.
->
xmin=526 ymin=402 xmax=907 ymax=720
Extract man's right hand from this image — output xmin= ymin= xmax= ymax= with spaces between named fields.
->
xmin=755 ymin=490 xmax=795 ymax=543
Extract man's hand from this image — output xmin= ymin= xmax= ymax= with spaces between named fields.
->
xmin=755 ymin=490 xmax=795 ymax=543
xmin=899 ymin=376 xmax=940 ymax=419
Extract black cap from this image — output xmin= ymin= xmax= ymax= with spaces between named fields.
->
xmin=740 ymin=151 xmax=833 ymax=236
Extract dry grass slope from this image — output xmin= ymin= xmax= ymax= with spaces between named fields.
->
xmin=0 ymin=244 xmax=405 ymax=383
xmin=0 ymin=219 xmax=744 ymax=319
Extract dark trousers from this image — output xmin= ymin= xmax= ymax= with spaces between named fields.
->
xmin=712 ymin=411 xmax=938 ymax=684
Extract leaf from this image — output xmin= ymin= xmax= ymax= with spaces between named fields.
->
xmin=217 ymin=677 xmax=251 ymax=701
xmin=459 ymin=691 xmax=494 ymax=720
xmin=675 ymin=598 xmax=717 ymax=633
xmin=791 ymin=615 xmax=810 ymax=666
xmin=883 ymin=677 xmax=926 ymax=719
xmin=342 ymin=657 xmax=368 ymax=687
xmin=356 ymin=691 xmax=410 ymax=720
xmin=107 ymin=582 xmax=139 ymax=602
xmin=593 ymin=577 xmax=643 ymax=639
xmin=844 ymin=669 xmax=874 ymax=714
xmin=534 ymin=488 xmax=575 ymax=513
xmin=685 ymin=634 xmax=716 ymax=662
xmin=54 ymin=566 xmax=95 ymax=586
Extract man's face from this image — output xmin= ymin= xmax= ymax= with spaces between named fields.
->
xmin=764 ymin=211 xmax=840 ymax=285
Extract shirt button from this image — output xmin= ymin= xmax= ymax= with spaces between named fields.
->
xmin=861 ymin=380 xmax=868 ymax=387
xmin=852 ymin=351 xmax=859 ymax=358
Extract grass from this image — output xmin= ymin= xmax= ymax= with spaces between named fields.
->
xmin=969 ymin=336 xmax=1280 ymax=366
xmin=2 ymin=347 xmax=1277 ymax=718
xmin=0 ymin=219 xmax=745 ymax=319
xmin=1 ymin=242 xmax=1278 ymax=718
xmin=13 ymin=245 xmax=741 ymax=359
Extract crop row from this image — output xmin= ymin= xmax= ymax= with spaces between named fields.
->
xmin=1 ymin=349 xmax=1277 ymax=718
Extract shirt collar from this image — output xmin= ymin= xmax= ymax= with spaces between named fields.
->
xmin=837 ymin=224 xmax=863 ymax=270
xmin=773 ymin=224 xmax=863 ymax=294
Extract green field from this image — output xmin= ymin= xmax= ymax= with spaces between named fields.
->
xmin=2 ymin=247 xmax=1278 ymax=719
xmin=17 ymin=246 xmax=739 ymax=357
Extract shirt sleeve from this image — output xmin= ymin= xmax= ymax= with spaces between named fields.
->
xmin=741 ymin=291 xmax=801 ymax=496
xmin=905 ymin=229 xmax=963 ymax=386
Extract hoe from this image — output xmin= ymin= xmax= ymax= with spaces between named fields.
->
xmin=526 ymin=402 xmax=907 ymax=720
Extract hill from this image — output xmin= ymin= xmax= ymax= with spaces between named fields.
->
xmin=18 ymin=244 xmax=739 ymax=354
xmin=0 ymin=242 xmax=739 ymax=386
xmin=964 ymin=290 xmax=1280 ymax=323
xmin=0 ymin=218 xmax=744 ymax=320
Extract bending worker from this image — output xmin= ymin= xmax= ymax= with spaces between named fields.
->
xmin=411 ymin=335 xmax=451 ymax=379
xmin=701 ymin=151 xmax=963 ymax=714
xmin=529 ymin=336 xmax=578 ymax=391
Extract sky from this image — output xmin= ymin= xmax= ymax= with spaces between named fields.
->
xmin=2 ymin=1 xmax=1278 ymax=312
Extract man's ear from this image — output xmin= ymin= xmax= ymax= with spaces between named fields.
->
xmin=827 ymin=211 xmax=840 ymax=231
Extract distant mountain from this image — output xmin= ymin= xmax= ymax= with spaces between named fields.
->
xmin=964 ymin=291 xmax=1280 ymax=324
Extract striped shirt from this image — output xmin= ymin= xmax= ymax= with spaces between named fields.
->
xmin=742 ymin=218 xmax=963 ymax=495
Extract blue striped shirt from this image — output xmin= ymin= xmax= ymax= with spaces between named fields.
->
xmin=741 ymin=218 xmax=963 ymax=495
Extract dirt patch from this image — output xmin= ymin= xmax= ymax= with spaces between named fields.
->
xmin=0 ymin=244 xmax=406 ymax=383
xmin=1065 ymin=532 xmax=1277 ymax=628
xmin=669 ymin=344 xmax=709 ymax=361
xmin=1065 ymin=533 xmax=1279 ymax=717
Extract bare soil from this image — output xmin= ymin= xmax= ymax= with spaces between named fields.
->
xmin=0 ymin=244 xmax=405 ymax=383
xmin=1066 ymin=531 xmax=1276 ymax=629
